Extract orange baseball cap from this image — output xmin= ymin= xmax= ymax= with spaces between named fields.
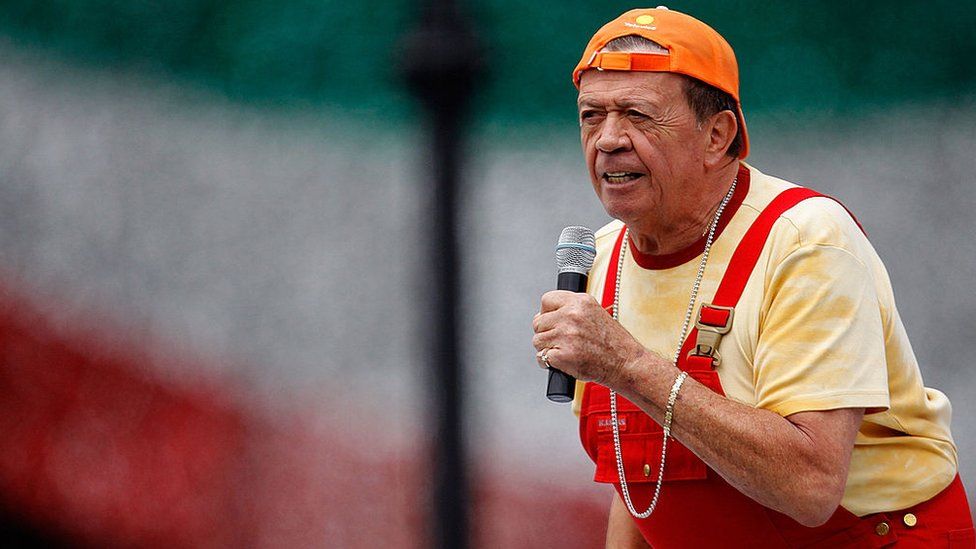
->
xmin=572 ymin=7 xmax=749 ymax=159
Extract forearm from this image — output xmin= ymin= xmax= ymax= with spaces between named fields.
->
xmin=613 ymin=350 xmax=860 ymax=526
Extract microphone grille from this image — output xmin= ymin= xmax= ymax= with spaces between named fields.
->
xmin=555 ymin=226 xmax=596 ymax=275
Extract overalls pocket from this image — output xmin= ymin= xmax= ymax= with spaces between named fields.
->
xmin=578 ymin=372 xmax=721 ymax=485
xmin=591 ymin=425 xmax=708 ymax=483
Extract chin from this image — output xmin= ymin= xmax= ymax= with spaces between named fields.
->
xmin=603 ymin=205 xmax=643 ymax=226
xmin=597 ymin=184 xmax=656 ymax=223
xmin=600 ymin=198 xmax=646 ymax=225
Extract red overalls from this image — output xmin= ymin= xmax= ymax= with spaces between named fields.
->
xmin=579 ymin=188 xmax=975 ymax=547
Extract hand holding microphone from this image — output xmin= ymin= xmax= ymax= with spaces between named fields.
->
xmin=544 ymin=226 xmax=596 ymax=403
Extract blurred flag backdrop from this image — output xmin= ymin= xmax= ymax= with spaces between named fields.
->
xmin=0 ymin=1 xmax=973 ymax=546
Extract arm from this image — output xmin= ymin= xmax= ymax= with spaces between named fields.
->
xmin=533 ymin=290 xmax=864 ymax=527
xmin=616 ymin=344 xmax=864 ymax=526
xmin=606 ymin=491 xmax=650 ymax=548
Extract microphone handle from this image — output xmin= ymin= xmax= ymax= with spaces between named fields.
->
xmin=546 ymin=271 xmax=588 ymax=403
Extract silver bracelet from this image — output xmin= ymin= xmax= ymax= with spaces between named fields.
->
xmin=663 ymin=370 xmax=689 ymax=437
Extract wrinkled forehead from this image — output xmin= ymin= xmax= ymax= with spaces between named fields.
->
xmin=576 ymin=70 xmax=686 ymax=107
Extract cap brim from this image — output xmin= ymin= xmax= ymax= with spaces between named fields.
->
xmin=735 ymin=103 xmax=749 ymax=159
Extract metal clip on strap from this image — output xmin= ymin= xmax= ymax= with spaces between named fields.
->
xmin=689 ymin=304 xmax=734 ymax=367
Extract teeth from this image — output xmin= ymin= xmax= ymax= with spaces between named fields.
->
xmin=604 ymin=171 xmax=640 ymax=183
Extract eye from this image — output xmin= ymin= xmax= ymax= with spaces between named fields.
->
xmin=579 ymin=109 xmax=604 ymax=125
xmin=626 ymin=109 xmax=649 ymax=120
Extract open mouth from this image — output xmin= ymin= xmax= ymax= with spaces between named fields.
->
xmin=603 ymin=171 xmax=643 ymax=184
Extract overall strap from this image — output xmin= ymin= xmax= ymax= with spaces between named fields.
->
xmin=597 ymin=186 xmax=861 ymax=371
xmin=600 ymin=227 xmax=629 ymax=310
xmin=679 ymin=187 xmax=857 ymax=368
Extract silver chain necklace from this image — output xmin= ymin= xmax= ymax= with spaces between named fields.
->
xmin=610 ymin=177 xmax=737 ymax=519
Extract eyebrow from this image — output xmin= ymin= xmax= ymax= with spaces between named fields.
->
xmin=577 ymin=96 xmax=658 ymax=110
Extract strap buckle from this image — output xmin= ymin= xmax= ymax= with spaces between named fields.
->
xmin=688 ymin=304 xmax=734 ymax=367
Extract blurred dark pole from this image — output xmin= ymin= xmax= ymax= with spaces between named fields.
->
xmin=401 ymin=0 xmax=483 ymax=547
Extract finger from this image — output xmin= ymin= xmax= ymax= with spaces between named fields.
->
xmin=535 ymin=346 xmax=561 ymax=370
xmin=532 ymin=310 xmax=561 ymax=334
xmin=540 ymin=290 xmax=579 ymax=313
xmin=535 ymin=348 xmax=549 ymax=369
xmin=541 ymin=346 xmax=571 ymax=374
xmin=532 ymin=331 xmax=556 ymax=352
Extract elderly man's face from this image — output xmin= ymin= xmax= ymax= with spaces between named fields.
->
xmin=577 ymin=70 xmax=706 ymax=227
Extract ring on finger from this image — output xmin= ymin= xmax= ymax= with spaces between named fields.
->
xmin=541 ymin=348 xmax=554 ymax=369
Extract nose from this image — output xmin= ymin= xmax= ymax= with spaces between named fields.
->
xmin=595 ymin=114 xmax=632 ymax=153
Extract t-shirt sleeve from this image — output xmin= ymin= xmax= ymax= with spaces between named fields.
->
xmin=754 ymin=242 xmax=890 ymax=417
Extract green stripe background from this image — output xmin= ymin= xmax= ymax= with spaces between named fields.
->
xmin=1 ymin=1 xmax=973 ymax=128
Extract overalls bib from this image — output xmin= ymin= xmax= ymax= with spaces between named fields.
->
xmin=579 ymin=188 xmax=974 ymax=548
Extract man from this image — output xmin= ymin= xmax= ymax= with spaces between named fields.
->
xmin=531 ymin=7 xmax=974 ymax=548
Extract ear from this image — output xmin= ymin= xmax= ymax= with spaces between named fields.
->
xmin=703 ymin=110 xmax=737 ymax=168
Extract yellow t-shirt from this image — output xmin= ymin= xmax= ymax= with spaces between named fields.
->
xmin=573 ymin=163 xmax=957 ymax=516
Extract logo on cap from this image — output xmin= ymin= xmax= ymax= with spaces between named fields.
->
xmin=624 ymin=14 xmax=656 ymax=30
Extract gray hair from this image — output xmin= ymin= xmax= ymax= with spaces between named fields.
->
xmin=601 ymin=35 xmax=670 ymax=55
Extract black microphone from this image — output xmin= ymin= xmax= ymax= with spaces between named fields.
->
xmin=546 ymin=226 xmax=597 ymax=403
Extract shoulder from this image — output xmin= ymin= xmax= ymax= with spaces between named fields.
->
xmin=744 ymin=163 xmax=869 ymax=257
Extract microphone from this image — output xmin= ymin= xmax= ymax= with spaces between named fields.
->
xmin=546 ymin=226 xmax=597 ymax=403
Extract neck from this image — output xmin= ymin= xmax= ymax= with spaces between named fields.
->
xmin=629 ymin=163 xmax=738 ymax=256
